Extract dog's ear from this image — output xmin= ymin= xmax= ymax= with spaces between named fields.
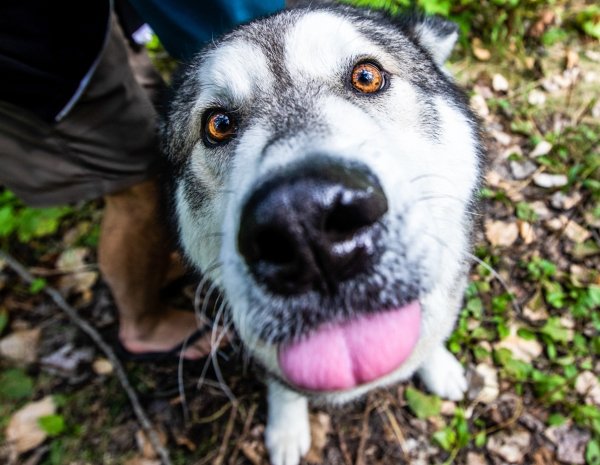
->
xmin=409 ymin=15 xmax=459 ymax=66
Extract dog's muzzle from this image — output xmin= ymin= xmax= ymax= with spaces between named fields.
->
xmin=238 ymin=158 xmax=388 ymax=296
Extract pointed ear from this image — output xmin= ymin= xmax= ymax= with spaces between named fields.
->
xmin=412 ymin=16 xmax=459 ymax=66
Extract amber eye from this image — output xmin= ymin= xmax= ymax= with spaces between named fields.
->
xmin=205 ymin=110 xmax=237 ymax=145
xmin=351 ymin=62 xmax=385 ymax=94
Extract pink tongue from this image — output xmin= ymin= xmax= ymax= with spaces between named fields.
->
xmin=278 ymin=302 xmax=421 ymax=391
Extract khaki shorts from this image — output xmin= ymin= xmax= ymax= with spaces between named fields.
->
xmin=0 ymin=18 xmax=164 ymax=207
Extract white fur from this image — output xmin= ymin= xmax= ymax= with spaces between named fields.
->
xmin=172 ymin=10 xmax=479 ymax=465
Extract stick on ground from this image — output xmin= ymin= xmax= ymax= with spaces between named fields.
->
xmin=0 ymin=250 xmax=173 ymax=465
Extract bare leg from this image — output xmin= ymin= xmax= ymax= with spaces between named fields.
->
xmin=98 ymin=179 xmax=211 ymax=358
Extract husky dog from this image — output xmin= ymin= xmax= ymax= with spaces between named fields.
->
xmin=162 ymin=4 xmax=483 ymax=465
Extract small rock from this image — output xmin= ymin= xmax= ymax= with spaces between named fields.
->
xmin=472 ymin=38 xmax=491 ymax=61
xmin=528 ymin=89 xmax=546 ymax=106
xmin=545 ymin=215 xmax=569 ymax=232
xmin=510 ymin=160 xmax=537 ymax=180
xmin=533 ymin=173 xmax=568 ymax=188
xmin=492 ymin=73 xmax=509 ymax=92
xmin=530 ymin=201 xmax=552 ymax=219
xmin=40 ymin=344 xmax=94 ymax=374
xmin=490 ymin=129 xmax=512 ymax=146
xmin=92 ymin=358 xmax=114 ymax=376
xmin=551 ymin=191 xmax=582 ymax=210
xmin=487 ymin=428 xmax=531 ymax=464
xmin=471 ymin=94 xmax=489 ymax=118
xmin=530 ymin=140 xmax=553 ymax=158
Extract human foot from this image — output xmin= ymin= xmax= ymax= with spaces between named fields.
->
xmin=118 ymin=308 xmax=228 ymax=360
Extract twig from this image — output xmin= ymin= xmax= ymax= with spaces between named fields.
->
xmin=0 ymin=250 xmax=173 ymax=465
xmin=355 ymin=395 xmax=374 ymax=465
xmin=336 ymin=429 xmax=353 ymax=465
xmin=214 ymin=401 xmax=238 ymax=465
xmin=228 ymin=403 xmax=257 ymax=465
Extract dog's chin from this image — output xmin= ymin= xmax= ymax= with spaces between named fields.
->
xmin=272 ymin=301 xmax=421 ymax=394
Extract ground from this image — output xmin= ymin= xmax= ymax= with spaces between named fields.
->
xmin=0 ymin=4 xmax=599 ymax=465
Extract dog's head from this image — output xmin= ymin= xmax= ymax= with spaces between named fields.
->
xmin=163 ymin=5 xmax=483 ymax=399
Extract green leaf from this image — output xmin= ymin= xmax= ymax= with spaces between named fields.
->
xmin=29 ymin=278 xmax=47 ymax=295
xmin=0 ymin=206 xmax=17 ymax=237
xmin=0 ymin=369 xmax=34 ymax=400
xmin=433 ymin=428 xmax=456 ymax=451
xmin=547 ymin=413 xmax=567 ymax=426
xmin=39 ymin=414 xmax=66 ymax=437
xmin=405 ymin=387 xmax=442 ymax=419
xmin=540 ymin=317 xmax=571 ymax=343
xmin=0 ymin=309 xmax=8 ymax=334
xmin=587 ymin=438 xmax=600 ymax=465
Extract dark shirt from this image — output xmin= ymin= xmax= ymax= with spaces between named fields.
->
xmin=0 ymin=0 xmax=110 ymax=122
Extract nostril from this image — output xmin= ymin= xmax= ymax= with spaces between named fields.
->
xmin=255 ymin=227 xmax=296 ymax=265
xmin=324 ymin=190 xmax=388 ymax=240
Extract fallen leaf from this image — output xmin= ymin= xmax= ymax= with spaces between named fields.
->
xmin=551 ymin=191 xmax=582 ymax=210
xmin=466 ymin=452 xmax=487 ymax=465
xmin=528 ymin=10 xmax=555 ymax=38
xmin=510 ymin=160 xmax=537 ymax=180
xmin=472 ymin=38 xmax=491 ymax=61
xmin=5 ymin=396 xmax=56 ymax=455
xmin=575 ymin=371 xmax=600 ymax=406
xmin=0 ymin=328 xmax=41 ymax=364
xmin=518 ymin=221 xmax=536 ymax=245
xmin=533 ymin=173 xmax=568 ymax=188
xmin=56 ymin=247 xmax=90 ymax=272
xmin=305 ymin=412 xmax=331 ymax=464
xmin=492 ymin=73 xmax=509 ymax=92
xmin=564 ymin=221 xmax=591 ymax=243
xmin=487 ymin=428 xmax=531 ymax=463
xmin=40 ymin=344 xmax=94 ymax=374
xmin=523 ymin=291 xmax=550 ymax=322
xmin=474 ymin=363 xmax=500 ymax=404
xmin=485 ymin=220 xmax=519 ymax=247
xmin=566 ymin=49 xmax=579 ymax=70
xmin=494 ymin=324 xmax=543 ymax=363
xmin=545 ymin=424 xmax=590 ymax=465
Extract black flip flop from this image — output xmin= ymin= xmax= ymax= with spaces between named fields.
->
xmin=114 ymin=323 xmax=212 ymax=363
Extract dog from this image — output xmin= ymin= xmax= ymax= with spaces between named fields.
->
xmin=161 ymin=4 xmax=483 ymax=465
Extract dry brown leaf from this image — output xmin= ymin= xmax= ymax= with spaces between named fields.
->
xmin=304 ymin=412 xmax=331 ymax=464
xmin=494 ymin=324 xmax=543 ymax=363
xmin=56 ymin=247 xmax=90 ymax=272
xmin=518 ymin=221 xmax=536 ymax=245
xmin=472 ymin=38 xmax=491 ymax=61
xmin=0 ymin=328 xmax=41 ymax=364
xmin=523 ymin=291 xmax=549 ymax=322
xmin=545 ymin=424 xmax=590 ymax=465
xmin=5 ymin=396 xmax=56 ymax=455
xmin=564 ymin=221 xmax=591 ymax=243
xmin=487 ymin=428 xmax=531 ymax=464
xmin=551 ymin=191 xmax=582 ymax=210
xmin=470 ymin=94 xmax=489 ymax=118
xmin=466 ymin=452 xmax=488 ymax=465
xmin=474 ymin=363 xmax=500 ymax=404
xmin=575 ymin=371 xmax=600 ymax=406
xmin=485 ymin=220 xmax=519 ymax=247
xmin=566 ymin=49 xmax=579 ymax=70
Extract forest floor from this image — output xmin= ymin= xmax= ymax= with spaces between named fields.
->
xmin=0 ymin=13 xmax=599 ymax=465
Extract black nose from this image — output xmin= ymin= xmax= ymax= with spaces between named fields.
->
xmin=237 ymin=159 xmax=388 ymax=295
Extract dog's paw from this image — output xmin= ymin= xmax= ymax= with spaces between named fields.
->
xmin=265 ymin=419 xmax=311 ymax=465
xmin=418 ymin=345 xmax=467 ymax=401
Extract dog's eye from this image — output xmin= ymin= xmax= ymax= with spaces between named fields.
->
xmin=204 ymin=110 xmax=237 ymax=146
xmin=351 ymin=62 xmax=385 ymax=94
